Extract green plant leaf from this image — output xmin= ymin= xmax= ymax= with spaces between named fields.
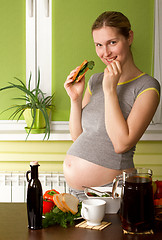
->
xmin=35 ymin=68 xmax=41 ymax=98
xmin=14 ymin=77 xmax=27 ymax=88
xmin=28 ymin=72 xmax=32 ymax=91
xmin=0 ymin=68 xmax=54 ymax=140
xmin=25 ymin=107 xmax=37 ymax=140
xmin=37 ymin=105 xmax=50 ymax=140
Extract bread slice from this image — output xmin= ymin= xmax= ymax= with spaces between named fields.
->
xmin=57 ymin=194 xmax=68 ymax=213
xmin=62 ymin=193 xmax=79 ymax=215
xmin=72 ymin=60 xmax=88 ymax=83
xmin=53 ymin=194 xmax=67 ymax=212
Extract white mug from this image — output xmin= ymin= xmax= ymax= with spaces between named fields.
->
xmin=81 ymin=199 xmax=106 ymax=226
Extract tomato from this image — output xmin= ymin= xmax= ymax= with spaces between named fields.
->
xmin=43 ymin=189 xmax=60 ymax=202
xmin=43 ymin=199 xmax=54 ymax=214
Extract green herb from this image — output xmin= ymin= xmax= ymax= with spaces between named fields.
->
xmin=101 ymin=193 xmax=111 ymax=197
xmin=87 ymin=192 xmax=112 ymax=197
xmin=42 ymin=202 xmax=82 ymax=228
xmin=87 ymin=61 xmax=95 ymax=70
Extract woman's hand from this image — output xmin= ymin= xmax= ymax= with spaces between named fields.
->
xmin=64 ymin=67 xmax=85 ymax=102
xmin=103 ymin=60 xmax=122 ymax=93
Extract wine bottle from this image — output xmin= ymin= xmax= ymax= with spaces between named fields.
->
xmin=26 ymin=161 xmax=43 ymax=229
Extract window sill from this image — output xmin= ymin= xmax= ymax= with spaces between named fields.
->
xmin=0 ymin=121 xmax=71 ymax=141
xmin=140 ymin=123 xmax=162 ymax=141
xmin=0 ymin=121 xmax=161 ymax=141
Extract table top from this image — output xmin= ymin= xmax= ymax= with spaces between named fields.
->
xmin=0 ymin=203 xmax=161 ymax=240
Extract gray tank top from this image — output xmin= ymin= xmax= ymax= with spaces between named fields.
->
xmin=67 ymin=73 xmax=160 ymax=170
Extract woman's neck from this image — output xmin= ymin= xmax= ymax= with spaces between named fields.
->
xmin=119 ymin=56 xmax=143 ymax=83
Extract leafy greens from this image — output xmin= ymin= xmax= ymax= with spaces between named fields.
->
xmin=42 ymin=202 xmax=82 ymax=228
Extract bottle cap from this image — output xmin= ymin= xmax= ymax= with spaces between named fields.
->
xmin=30 ymin=161 xmax=39 ymax=166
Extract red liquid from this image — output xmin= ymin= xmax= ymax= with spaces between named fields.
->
xmin=120 ymin=176 xmax=154 ymax=233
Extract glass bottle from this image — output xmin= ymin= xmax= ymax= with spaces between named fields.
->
xmin=26 ymin=161 xmax=43 ymax=230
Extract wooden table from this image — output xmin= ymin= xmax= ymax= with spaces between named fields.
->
xmin=0 ymin=203 xmax=161 ymax=240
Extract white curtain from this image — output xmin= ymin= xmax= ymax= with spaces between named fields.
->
xmin=153 ymin=0 xmax=162 ymax=123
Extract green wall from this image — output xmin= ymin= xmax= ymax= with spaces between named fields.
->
xmin=0 ymin=0 xmax=155 ymax=121
xmin=0 ymin=0 xmax=26 ymax=120
xmin=52 ymin=0 xmax=154 ymax=120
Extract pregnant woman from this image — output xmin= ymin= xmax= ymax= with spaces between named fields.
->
xmin=63 ymin=11 xmax=160 ymax=200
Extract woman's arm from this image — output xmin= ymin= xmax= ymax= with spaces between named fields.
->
xmin=103 ymin=61 xmax=160 ymax=153
xmin=104 ymin=89 xmax=159 ymax=153
xmin=64 ymin=68 xmax=91 ymax=141
xmin=69 ymin=96 xmax=83 ymax=142
xmin=69 ymin=86 xmax=91 ymax=141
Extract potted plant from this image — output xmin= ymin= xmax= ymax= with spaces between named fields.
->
xmin=0 ymin=69 xmax=54 ymax=140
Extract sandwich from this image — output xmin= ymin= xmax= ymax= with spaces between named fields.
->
xmin=72 ymin=60 xmax=95 ymax=83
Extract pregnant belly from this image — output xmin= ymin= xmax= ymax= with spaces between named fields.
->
xmin=63 ymin=154 xmax=123 ymax=190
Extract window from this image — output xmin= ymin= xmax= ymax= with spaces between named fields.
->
xmin=26 ymin=0 xmax=52 ymax=96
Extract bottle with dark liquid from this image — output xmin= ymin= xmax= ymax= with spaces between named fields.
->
xmin=120 ymin=172 xmax=154 ymax=233
xmin=26 ymin=161 xmax=43 ymax=230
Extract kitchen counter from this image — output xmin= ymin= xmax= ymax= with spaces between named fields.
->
xmin=0 ymin=203 xmax=161 ymax=240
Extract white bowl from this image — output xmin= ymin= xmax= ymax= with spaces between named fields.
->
xmin=84 ymin=186 xmax=121 ymax=214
